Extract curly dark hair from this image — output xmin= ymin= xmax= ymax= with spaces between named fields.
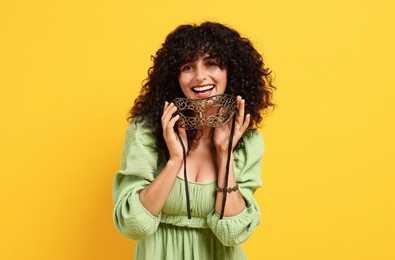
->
xmin=129 ymin=21 xmax=275 ymax=152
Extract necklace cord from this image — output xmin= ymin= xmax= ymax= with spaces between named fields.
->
xmin=175 ymin=129 xmax=192 ymax=219
xmin=220 ymin=114 xmax=236 ymax=219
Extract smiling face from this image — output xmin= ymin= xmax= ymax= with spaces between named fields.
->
xmin=178 ymin=54 xmax=227 ymax=100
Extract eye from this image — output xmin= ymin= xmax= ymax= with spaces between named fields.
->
xmin=180 ymin=64 xmax=192 ymax=72
xmin=206 ymin=59 xmax=219 ymax=67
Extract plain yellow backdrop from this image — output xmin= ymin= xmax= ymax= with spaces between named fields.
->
xmin=1 ymin=0 xmax=394 ymax=259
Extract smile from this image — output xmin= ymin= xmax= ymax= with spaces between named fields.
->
xmin=192 ymin=85 xmax=214 ymax=93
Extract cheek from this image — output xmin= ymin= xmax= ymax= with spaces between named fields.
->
xmin=219 ymin=71 xmax=227 ymax=85
xmin=178 ymin=75 xmax=190 ymax=93
xmin=178 ymin=75 xmax=186 ymax=88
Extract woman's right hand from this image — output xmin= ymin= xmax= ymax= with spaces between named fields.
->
xmin=161 ymin=102 xmax=187 ymax=162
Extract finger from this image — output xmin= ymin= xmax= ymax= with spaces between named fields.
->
xmin=163 ymin=114 xmax=179 ymax=140
xmin=236 ymin=96 xmax=245 ymax=125
xmin=234 ymin=114 xmax=251 ymax=138
xmin=162 ymin=103 xmax=177 ymax=135
xmin=168 ymin=114 xmax=180 ymax=128
xmin=164 ymin=108 xmax=179 ymax=129
xmin=163 ymin=102 xmax=174 ymax=117
xmin=162 ymin=103 xmax=177 ymax=123
xmin=240 ymin=114 xmax=250 ymax=133
xmin=161 ymin=101 xmax=169 ymax=121
xmin=230 ymin=113 xmax=250 ymax=148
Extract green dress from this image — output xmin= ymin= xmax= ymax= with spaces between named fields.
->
xmin=112 ymin=121 xmax=264 ymax=259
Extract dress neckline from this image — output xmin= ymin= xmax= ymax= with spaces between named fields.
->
xmin=176 ymin=176 xmax=216 ymax=186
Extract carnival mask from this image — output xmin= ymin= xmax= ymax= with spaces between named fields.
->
xmin=171 ymin=94 xmax=237 ymax=130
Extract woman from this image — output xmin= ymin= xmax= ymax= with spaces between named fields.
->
xmin=112 ymin=21 xmax=275 ymax=259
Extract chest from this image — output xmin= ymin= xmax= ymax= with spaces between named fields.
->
xmin=177 ymin=147 xmax=217 ymax=183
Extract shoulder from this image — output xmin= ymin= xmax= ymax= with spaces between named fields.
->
xmin=241 ymin=129 xmax=264 ymax=155
xmin=119 ymin=119 xmax=161 ymax=177
xmin=233 ymin=129 xmax=264 ymax=184
xmin=125 ymin=119 xmax=156 ymax=147
xmin=234 ymin=129 xmax=264 ymax=167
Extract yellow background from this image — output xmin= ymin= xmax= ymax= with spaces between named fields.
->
xmin=1 ymin=0 xmax=394 ymax=259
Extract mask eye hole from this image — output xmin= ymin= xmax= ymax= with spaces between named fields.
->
xmin=176 ymin=110 xmax=198 ymax=130
xmin=177 ymin=109 xmax=194 ymax=117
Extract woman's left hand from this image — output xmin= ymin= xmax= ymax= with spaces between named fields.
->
xmin=213 ymin=95 xmax=250 ymax=155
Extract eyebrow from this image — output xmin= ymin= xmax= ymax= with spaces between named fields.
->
xmin=180 ymin=54 xmax=218 ymax=67
xmin=202 ymin=53 xmax=214 ymax=59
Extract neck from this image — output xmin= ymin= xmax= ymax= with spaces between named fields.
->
xmin=199 ymin=126 xmax=213 ymax=139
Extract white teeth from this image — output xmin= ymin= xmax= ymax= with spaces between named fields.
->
xmin=193 ymin=85 xmax=214 ymax=92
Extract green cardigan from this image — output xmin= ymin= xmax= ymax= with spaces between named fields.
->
xmin=112 ymin=121 xmax=264 ymax=246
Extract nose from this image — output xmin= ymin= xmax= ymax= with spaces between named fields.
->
xmin=195 ymin=65 xmax=206 ymax=82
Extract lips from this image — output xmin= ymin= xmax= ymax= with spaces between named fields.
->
xmin=192 ymin=85 xmax=214 ymax=93
xmin=191 ymin=85 xmax=215 ymax=99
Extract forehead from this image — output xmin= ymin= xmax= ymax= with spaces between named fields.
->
xmin=182 ymin=53 xmax=214 ymax=63
xmin=180 ymin=48 xmax=222 ymax=65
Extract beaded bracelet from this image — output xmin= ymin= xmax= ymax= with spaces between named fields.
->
xmin=216 ymin=184 xmax=239 ymax=193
